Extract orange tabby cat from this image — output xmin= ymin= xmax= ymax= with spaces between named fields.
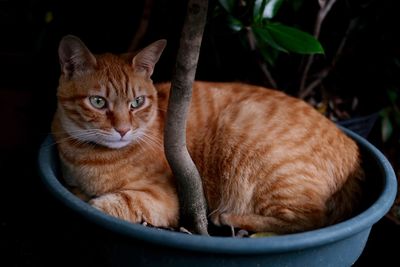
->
xmin=52 ymin=35 xmax=364 ymax=234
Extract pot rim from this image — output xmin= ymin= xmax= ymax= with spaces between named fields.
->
xmin=38 ymin=128 xmax=397 ymax=255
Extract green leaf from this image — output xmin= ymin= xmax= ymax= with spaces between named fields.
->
xmin=218 ymin=0 xmax=235 ymax=13
xmin=250 ymin=232 xmax=278 ymax=238
xmin=259 ymin=43 xmax=280 ymax=66
xmin=252 ymin=26 xmax=288 ymax=53
xmin=265 ymin=23 xmax=325 ymax=54
xmin=254 ymin=0 xmax=284 ymax=20
xmin=227 ymin=16 xmax=243 ymax=32
xmin=254 ymin=0 xmax=267 ymax=21
xmin=263 ymin=0 xmax=284 ymax=19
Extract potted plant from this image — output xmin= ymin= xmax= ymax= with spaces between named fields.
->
xmin=38 ymin=0 xmax=398 ymax=266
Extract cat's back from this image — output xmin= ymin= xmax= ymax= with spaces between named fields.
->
xmin=166 ymin=81 xmax=354 ymax=150
xmin=156 ymin=81 xmax=359 ymax=164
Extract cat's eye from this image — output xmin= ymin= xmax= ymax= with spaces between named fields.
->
xmin=130 ymin=96 xmax=145 ymax=109
xmin=89 ymin=96 xmax=107 ymax=109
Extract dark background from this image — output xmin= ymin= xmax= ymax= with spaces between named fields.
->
xmin=1 ymin=0 xmax=399 ymax=266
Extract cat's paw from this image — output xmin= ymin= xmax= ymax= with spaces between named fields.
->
xmin=89 ymin=193 xmax=144 ymax=223
xmin=210 ymin=211 xmax=222 ymax=226
xmin=219 ymin=213 xmax=236 ymax=226
xmin=210 ymin=212 xmax=240 ymax=228
xmin=89 ymin=191 xmax=179 ymax=228
xmin=210 ymin=211 xmax=231 ymax=227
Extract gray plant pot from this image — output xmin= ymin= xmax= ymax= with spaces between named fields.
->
xmin=38 ymin=128 xmax=397 ymax=267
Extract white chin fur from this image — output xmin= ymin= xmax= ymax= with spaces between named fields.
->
xmin=100 ymin=139 xmax=132 ymax=149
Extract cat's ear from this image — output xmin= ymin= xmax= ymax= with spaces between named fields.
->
xmin=58 ymin=35 xmax=97 ymax=78
xmin=132 ymin=39 xmax=167 ymax=78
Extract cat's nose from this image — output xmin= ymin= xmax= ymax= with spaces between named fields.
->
xmin=116 ymin=128 xmax=130 ymax=138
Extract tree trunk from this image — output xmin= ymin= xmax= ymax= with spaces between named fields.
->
xmin=164 ymin=0 xmax=209 ymax=235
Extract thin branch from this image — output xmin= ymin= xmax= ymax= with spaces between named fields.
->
xmin=299 ymin=69 xmax=329 ymax=99
xmin=299 ymin=0 xmax=338 ymax=98
xmin=127 ymin=0 xmax=154 ymax=52
xmin=164 ymin=0 xmax=209 ymax=235
xmin=299 ymin=16 xmax=359 ymax=99
xmin=246 ymin=27 xmax=278 ymax=89
xmin=317 ymin=0 xmax=338 ymax=37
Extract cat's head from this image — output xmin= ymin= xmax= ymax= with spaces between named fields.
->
xmin=56 ymin=35 xmax=166 ymax=149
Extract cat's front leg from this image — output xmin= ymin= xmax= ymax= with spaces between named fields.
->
xmin=89 ymin=189 xmax=179 ymax=228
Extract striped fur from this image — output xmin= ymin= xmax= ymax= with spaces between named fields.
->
xmin=52 ymin=36 xmax=364 ymax=234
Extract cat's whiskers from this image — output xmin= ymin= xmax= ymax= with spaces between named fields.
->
xmin=143 ymin=132 xmax=162 ymax=147
xmin=136 ymin=136 xmax=157 ymax=154
xmin=48 ymin=129 xmax=99 ymax=147
xmin=136 ymin=132 xmax=162 ymax=154
xmin=157 ymin=107 xmax=167 ymax=113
